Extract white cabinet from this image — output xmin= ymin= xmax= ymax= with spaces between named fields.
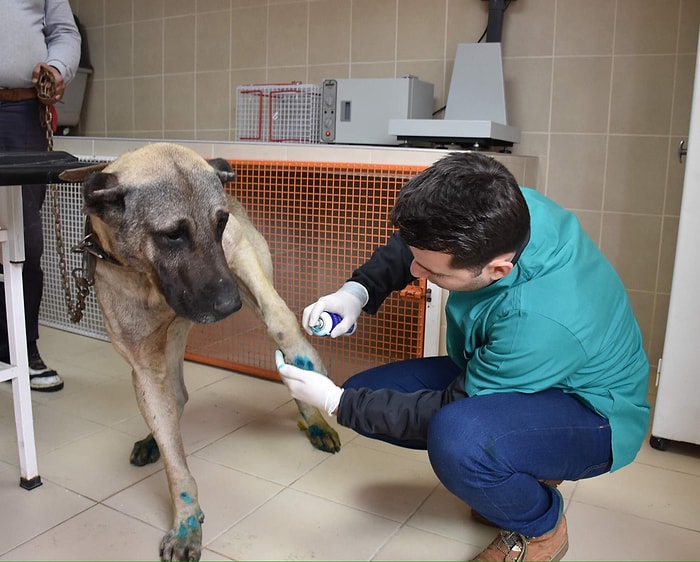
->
xmin=649 ymin=31 xmax=700 ymax=450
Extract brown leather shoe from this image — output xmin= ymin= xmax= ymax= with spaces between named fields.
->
xmin=472 ymin=515 xmax=568 ymax=562
xmin=471 ymin=481 xmax=563 ymax=528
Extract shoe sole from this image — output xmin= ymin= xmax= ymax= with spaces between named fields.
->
xmin=30 ymin=381 xmax=65 ymax=392
xmin=29 ymin=373 xmax=64 ymax=392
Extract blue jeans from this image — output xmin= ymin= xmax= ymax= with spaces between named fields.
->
xmin=343 ymin=356 xmax=612 ymax=537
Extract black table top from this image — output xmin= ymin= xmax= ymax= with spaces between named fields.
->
xmin=0 ymin=151 xmax=97 ymax=186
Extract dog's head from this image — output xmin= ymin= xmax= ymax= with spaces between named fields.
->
xmin=66 ymin=143 xmax=242 ymax=324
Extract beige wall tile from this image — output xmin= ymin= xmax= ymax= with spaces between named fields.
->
xmin=600 ymin=213 xmax=661 ymax=292
xmin=547 ymin=134 xmax=606 ymax=211
xmin=610 ymin=55 xmax=675 ymax=135
xmin=164 ymin=16 xmax=196 ymax=74
xmin=445 ymin=0 xmax=487 ymax=55
xmin=551 ymin=56 xmax=611 ymax=133
xmin=198 ymin=0 xmax=232 ymax=13
xmin=671 ymin=54 xmax=695 ymax=137
xmin=104 ymin=24 xmax=133 ymax=79
xmin=84 ymin=26 xmax=105 ymax=79
xmin=197 ymin=11 xmax=232 ymax=72
xmin=231 ymin=6 xmax=268 ymax=70
xmin=196 ymin=129 xmax=230 ymax=141
xmin=134 ymin=1 xmax=163 ymax=21
xmin=397 ymin=0 xmax=446 ymax=61
xmin=555 ymin=0 xmax=614 ymax=56
xmin=232 ymin=0 xmax=263 ymax=8
xmin=513 ymin=133 xmax=549 ymax=189
xmin=164 ymin=73 xmax=195 ymax=131
xmin=351 ymin=0 xmax=397 ymax=63
xmin=350 ymin=62 xmax=396 ymax=79
xmin=164 ymin=0 xmax=196 ymax=18
xmin=105 ymin=0 xmax=133 ymax=25
xmin=196 ymin=71 xmax=232 ymax=131
xmin=266 ymin=66 xmax=308 ymax=83
xmin=308 ymin=64 xmax=351 ymax=84
xmin=133 ymin=77 xmax=163 ymax=132
xmin=82 ymin=79 xmax=106 ymax=136
xmin=105 ymin=78 xmax=134 ymax=133
xmin=501 ymin=0 xmax=555 ymax=57
xmin=133 ymin=20 xmax=163 ymax=77
xmin=614 ymin=0 xmax=679 ymax=55
xmin=604 ymin=135 xmax=668 ymax=215
xmin=503 ymin=57 xmax=552 ymax=132
xmin=308 ymin=0 xmax=351 ymax=66
xmin=75 ymin=1 xmax=104 ymax=26
xmin=268 ymin=3 xmax=308 ymax=67
xmin=679 ymin=0 xmax=700 ymax=52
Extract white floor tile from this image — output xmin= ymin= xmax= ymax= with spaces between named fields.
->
xmin=1 ymin=326 xmax=698 ymax=560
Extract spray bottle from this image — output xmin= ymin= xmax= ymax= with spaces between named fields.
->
xmin=311 ymin=311 xmax=356 ymax=337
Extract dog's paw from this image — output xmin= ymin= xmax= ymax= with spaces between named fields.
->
xmin=298 ymin=420 xmax=342 ymax=453
xmin=130 ymin=434 xmax=161 ymax=466
xmin=159 ymin=511 xmax=204 ymax=562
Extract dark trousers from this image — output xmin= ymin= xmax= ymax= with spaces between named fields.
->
xmin=344 ymin=356 xmax=613 ymax=537
xmin=0 ymin=99 xmax=48 ymax=361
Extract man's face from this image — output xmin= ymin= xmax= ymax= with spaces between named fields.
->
xmin=409 ymin=246 xmax=512 ymax=292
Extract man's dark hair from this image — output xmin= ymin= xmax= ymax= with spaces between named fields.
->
xmin=390 ymin=152 xmax=530 ymax=271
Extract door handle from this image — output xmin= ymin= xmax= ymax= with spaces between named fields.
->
xmin=679 ymin=140 xmax=688 ymax=163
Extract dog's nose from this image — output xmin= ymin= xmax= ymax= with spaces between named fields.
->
xmin=214 ymin=293 xmax=242 ymax=316
xmin=213 ymin=280 xmax=242 ymax=317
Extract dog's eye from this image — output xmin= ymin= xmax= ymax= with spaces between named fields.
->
xmin=215 ymin=213 xmax=229 ymax=241
xmin=159 ymin=227 xmax=189 ymax=246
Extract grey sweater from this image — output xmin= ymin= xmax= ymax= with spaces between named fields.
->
xmin=0 ymin=0 xmax=81 ymax=88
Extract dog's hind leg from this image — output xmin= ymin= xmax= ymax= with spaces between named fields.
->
xmin=223 ymin=211 xmax=341 ymax=453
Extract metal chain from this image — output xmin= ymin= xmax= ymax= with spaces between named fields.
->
xmin=37 ymin=65 xmax=90 ymax=323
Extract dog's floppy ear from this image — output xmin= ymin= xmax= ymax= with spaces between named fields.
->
xmin=82 ymin=171 xmax=129 ymax=218
xmin=58 ymin=161 xmax=110 ymax=183
xmin=207 ymin=157 xmax=236 ymax=185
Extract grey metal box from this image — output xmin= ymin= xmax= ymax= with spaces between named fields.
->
xmin=320 ymin=76 xmax=434 ymax=145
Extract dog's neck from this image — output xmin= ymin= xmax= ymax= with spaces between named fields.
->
xmin=72 ymin=217 xmax=125 ymax=285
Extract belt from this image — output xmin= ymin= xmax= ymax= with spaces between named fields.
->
xmin=0 ymin=87 xmax=37 ymax=102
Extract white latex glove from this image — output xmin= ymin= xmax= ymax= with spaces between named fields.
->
xmin=275 ymin=350 xmax=344 ymax=415
xmin=302 ymin=281 xmax=368 ymax=338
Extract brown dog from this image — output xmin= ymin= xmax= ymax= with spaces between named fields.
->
xmin=61 ymin=143 xmax=340 ymax=561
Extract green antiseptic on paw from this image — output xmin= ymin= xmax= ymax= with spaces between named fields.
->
xmin=293 ymin=355 xmax=315 ymax=370
xmin=307 ymin=424 xmax=325 ymax=437
xmin=180 ymin=492 xmax=194 ymax=504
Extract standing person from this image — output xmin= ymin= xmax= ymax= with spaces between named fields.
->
xmin=275 ymin=152 xmax=650 ymax=561
xmin=0 ymin=0 xmax=81 ymax=391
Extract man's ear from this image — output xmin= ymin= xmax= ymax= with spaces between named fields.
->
xmin=207 ymin=158 xmax=236 ymax=185
xmin=82 ymin=171 xmax=128 ymax=219
xmin=484 ymin=256 xmax=515 ymax=282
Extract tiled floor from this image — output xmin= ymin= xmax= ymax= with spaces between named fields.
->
xmin=0 ymin=326 xmax=699 ymax=561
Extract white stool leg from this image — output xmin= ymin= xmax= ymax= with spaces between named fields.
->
xmin=0 ymin=184 xmax=41 ymax=490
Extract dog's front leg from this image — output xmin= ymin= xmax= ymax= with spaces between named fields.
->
xmin=132 ymin=363 xmax=204 ymax=562
xmin=226 ymin=236 xmax=341 ymax=453
xmin=125 ymin=321 xmax=204 ymax=562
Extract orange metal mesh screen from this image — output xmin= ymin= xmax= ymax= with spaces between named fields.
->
xmin=185 ymin=160 xmax=427 ymax=386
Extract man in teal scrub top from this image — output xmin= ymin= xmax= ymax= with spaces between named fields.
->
xmin=276 ymin=151 xmax=650 ymax=562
